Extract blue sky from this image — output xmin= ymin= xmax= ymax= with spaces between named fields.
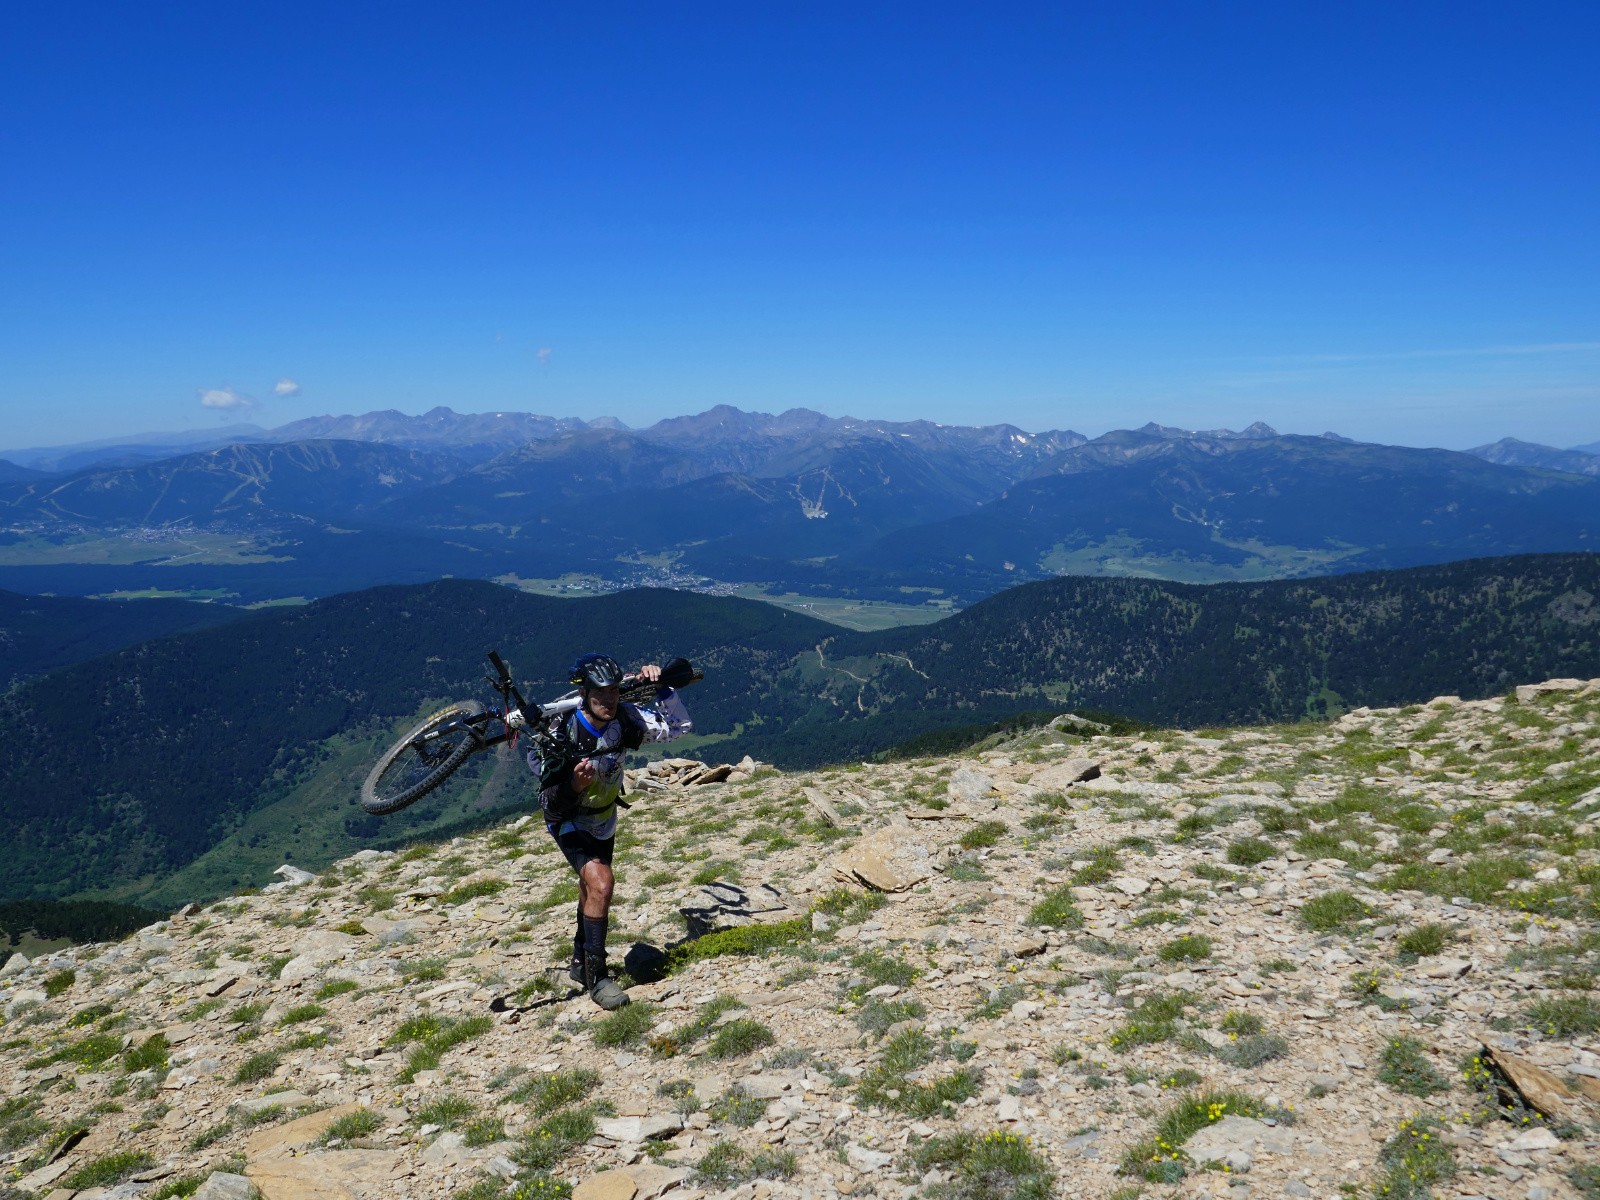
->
xmin=3 ymin=2 xmax=1596 ymax=450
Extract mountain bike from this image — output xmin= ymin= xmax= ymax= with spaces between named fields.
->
xmin=359 ymin=650 xmax=703 ymax=815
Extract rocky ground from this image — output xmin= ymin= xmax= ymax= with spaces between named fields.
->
xmin=4 ymin=680 xmax=1600 ymax=1200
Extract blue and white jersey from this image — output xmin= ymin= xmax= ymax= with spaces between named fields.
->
xmin=530 ymin=688 xmax=692 ymax=839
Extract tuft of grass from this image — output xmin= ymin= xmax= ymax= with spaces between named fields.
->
xmin=316 ymin=979 xmax=359 ymax=1000
xmin=279 ymin=1003 xmax=326 ymax=1026
xmin=148 ymin=1172 xmax=207 ymax=1199
xmin=187 ymin=1120 xmax=233 ymax=1150
xmin=848 ymin=948 xmax=919 ymax=993
xmin=229 ymin=1000 xmax=268 ymax=1025
xmin=1071 ymin=845 xmax=1122 ymax=885
xmin=387 ymin=1015 xmax=493 ymax=1083
xmin=415 ymin=1095 xmax=476 ymax=1128
xmin=707 ymin=1018 xmax=775 ymax=1059
xmin=1158 ymin=934 xmax=1213 ymax=962
xmin=399 ymin=957 xmax=447 ymax=983
xmin=708 ymin=1086 xmax=767 ymax=1127
xmin=1227 ymin=837 xmax=1276 ymax=866
xmin=357 ymin=885 xmax=397 ymax=911
xmin=513 ymin=1106 xmax=598 ymax=1171
xmin=236 ymin=1104 xmax=288 ymax=1127
xmin=662 ymin=917 xmax=811 ymax=973
xmin=1109 ymin=991 xmax=1192 ymax=1052
xmin=1379 ymin=1036 xmax=1449 ymax=1097
xmin=856 ymin=1028 xmax=982 ymax=1117
xmin=1218 ymin=1033 xmax=1290 ymax=1068
xmin=1570 ymin=1164 xmax=1600 ymax=1200
xmin=1300 ymin=889 xmax=1369 ymax=933
xmin=61 ymin=1150 xmax=156 ymax=1190
xmin=1130 ymin=908 xmax=1185 ymax=928
xmin=26 ymin=1032 xmax=122 ymax=1070
xmin=461 ymin=1116 xmax=506 ymax=1147
xmin=694 ymin=1139 xmax=750 ymax=1186
xmin=440 ymin=878 xmax=509 ymax=906
xmin=321 ymin=1108 xmax=383 ymax=1143
xmin=911 ymin=1129 xmax=1055 ymax=1200
xmin=1372 ymin=1114 xmax=1455 ymax=1200
xmin=1396 ymin=922 xmax=1453 ymax=961
xmin=234 ymin=1050 xmax=282 ymax=1084
xmin=510 ymin=1068 xmax=600 ymax=1116
xmin=1220 ymin=1010 xmax=1263 ymax=1035
xmin=43 ymin=969 xmax=76 ymax=999
xmin=855 ymin=996 xmax=927 ymax=1039
xmin=959 ymin=820 xmax=1008 ymax=850
xmin=1026 ymin=887 xmax=1084 ymax=928
xmin=123 ymin=1033 xmax=169 ymax=1074
xmin=1526 ymin=994 xmax=1600 ymax=1038
xmin=690 ymin=860 xmax=741 ymax=886
xmin=591 ymin=1002 xmax=657 ymax=1049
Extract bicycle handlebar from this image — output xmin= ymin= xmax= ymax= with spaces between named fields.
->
xmin=485 ymin=650 xmax=701 ymax=722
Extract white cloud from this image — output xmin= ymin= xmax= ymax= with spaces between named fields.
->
xmin=536 ymin=347 xmax=552 ymax=364
xmin=273 ymin=378 xmax=301 ymax=397
xmin=198 ymin=386 xmax=254 ymax=410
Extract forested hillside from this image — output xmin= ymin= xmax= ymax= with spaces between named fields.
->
xmin=0 ymin=583 xmax=828 ymax=903
xmin=758 ymin=552 xmax=1600 ymax=764
xmin=0 ymin=589 xmax=246 ymax=688
xmin=5 ymin=553 xmax=1600 ymax=904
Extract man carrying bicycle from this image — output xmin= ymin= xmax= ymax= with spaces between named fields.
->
xmin=530 ymin=653 xmax=693 ymax=1009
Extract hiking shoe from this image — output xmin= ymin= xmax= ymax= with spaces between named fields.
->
xmin=583 ymin=954 xmax=630 ymax=1010
xmin=567 ymin=954 xmax=583 ymax=985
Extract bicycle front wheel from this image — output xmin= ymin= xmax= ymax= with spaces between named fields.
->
xmin=360 ymin=700 xmax=488 ymax=815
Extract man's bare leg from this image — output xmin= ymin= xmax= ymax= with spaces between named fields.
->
xmin=577 ymin=860 xmax=626 ymax=1008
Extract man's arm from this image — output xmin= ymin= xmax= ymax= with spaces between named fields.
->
xmin=622 ymin=688 xmax=692 ymax=745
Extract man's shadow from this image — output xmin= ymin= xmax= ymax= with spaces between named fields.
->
xmin=492 ymin=882 xmax=788 ymax=1012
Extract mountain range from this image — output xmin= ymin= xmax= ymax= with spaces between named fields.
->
xmin=3 ymin=407 xmax=1600 ymax=608
xmin=3 ymin=551 xmax=1599 ymax=905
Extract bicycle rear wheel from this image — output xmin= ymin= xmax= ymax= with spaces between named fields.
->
xmin=360 ymin=700 xmax=488 ymax=815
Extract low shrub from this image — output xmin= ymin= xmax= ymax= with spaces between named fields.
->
xmin=592 ymin=1002 xmax=657 ymax=1050
xmin=321 ymin=1108 xmax=382 ymax=1143
xmin=1158 ymin=934 xmax=1213 ymax=962
xmin=1026 ymin=888 xmax=1084 ymax=929
xmin=1301 ymin=890 xmax=1369 ymax=933
xmin=510 ymin=1068 xmax=600 ymax=1116
xmin=1378 ymin=1036 xmax=1449 ymax=1097
xmin=1227 ymin=836 xmax=1276 ymax=866
xmin=912 ymin=1129 xmax=1055 ymax=1200
xmin=61 ymin=1151 xmax=155 ymax=1190
xmin=707 ymin=1018 xmax=775 ymax=1059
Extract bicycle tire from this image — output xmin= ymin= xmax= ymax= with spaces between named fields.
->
xmin=360 ymin=700 xmax=488 ymax=815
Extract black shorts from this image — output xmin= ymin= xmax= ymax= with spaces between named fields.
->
xmin=548 ymin=824 xmax=614 ymax=872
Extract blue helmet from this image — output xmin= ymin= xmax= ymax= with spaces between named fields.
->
xmin=568 ymin=652 xmax=623 ymax=690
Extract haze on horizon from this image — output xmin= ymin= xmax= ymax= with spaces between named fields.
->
xmin=2 ymin=3 xmax=1596 ymax=451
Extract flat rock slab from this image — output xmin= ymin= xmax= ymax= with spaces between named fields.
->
xmin=595 ymin=1114 xmax=682 ymax=1142
xmin=236 ymin=1091 xmax=315 ymax=1116
xmin=247 ymin=1103 xmax=366 ymax=1159
xmin=618 ymin=1164 xmax=689 ymax=1200
xmin=247 ymin=1149 xmax=407 ymax=1200
xmin=1026 ymin=758 xmax=1101 ymax=790
xmin=831 ymin=825 xmax=932 ymax=892
xmin=1483 ymin=1045 xmax=1581 ymax=1121
xmin=573 ymin=1173 xmax=638 ymax=1200
xmin=192 ymin=1172 xmax=262 ymax=1200
xmin=1185 ymin=1115 xmax=1295 ymax=1166
xmin=947 ymin=768 xmax=995 ymax=805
